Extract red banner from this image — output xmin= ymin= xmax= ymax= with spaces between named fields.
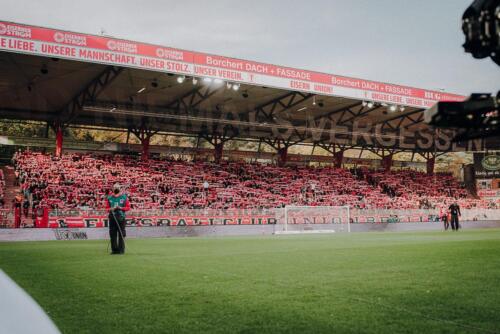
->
xmin=48 ymin=214 xmax=278 ymax=228
xmin=48 ymin=213 xmax=437 ymax=228
xmin=478 ymin=189 xmax=500 ymax=198
xmin=0 ymin=20 xmax=465 ymax=108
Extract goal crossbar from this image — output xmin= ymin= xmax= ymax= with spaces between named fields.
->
xmin=278 ymin=205 xmax=351 ymax=234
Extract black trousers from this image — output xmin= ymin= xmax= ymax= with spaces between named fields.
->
xmin=109 ymin=213 xmax=126 ymax=254
xmin=450 ymin=215 xmax=460 ymax=231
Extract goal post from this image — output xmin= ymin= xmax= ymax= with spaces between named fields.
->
xmin=276 ymin=205 xmax=351 ymax=234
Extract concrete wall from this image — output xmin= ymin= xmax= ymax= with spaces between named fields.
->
xmin=1 ymin=221 xmax=499 ymax=242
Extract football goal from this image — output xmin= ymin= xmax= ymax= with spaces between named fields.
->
xmin=275 ymin=205 xmax=350 ymax=234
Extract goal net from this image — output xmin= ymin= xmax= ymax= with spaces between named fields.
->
xmin=275 ymin=206 xmax=350 ymax=234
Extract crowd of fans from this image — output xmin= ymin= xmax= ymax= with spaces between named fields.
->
xmin=353 ymin=168 xmax=490 ymax=211
xmin=9 ymin=151 xmax=495 ymax=215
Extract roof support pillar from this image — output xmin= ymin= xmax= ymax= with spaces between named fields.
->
xmin=334 ymin=150 xmax=344 ymax=168
xmin=142 ymin=136 xmax=150 ymax=161
xmin=316 ymin=142 xmax=348 ymax=168
xmin=426 ymin=156 xmax=435 ymax=175
xmin=277 ymin=147 xmax=288 ymax=167
xmin=201 ymin=134 xmax=233 ymax=164
xmin=382 ymin=153 xmax=393 ymax=172
xmin=49 ymin=121 xmax=67 ymax=157
xmin=55 ymin=123 xmax=64 ymax=157
xmin=263 ymin=139 xmax=296 ymax=167
xmin=130 ymin=125 xmax=157 ymax=161
xmin=214 ymin=142 xmax=224 ymax=164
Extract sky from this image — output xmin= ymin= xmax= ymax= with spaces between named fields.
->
xmin=1 ymin=0 xmax=499 ymax=95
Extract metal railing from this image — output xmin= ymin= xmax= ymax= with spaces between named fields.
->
xmin=43 ymin=207 xmax=500 ymax=228
xmin=0 ymin=209 xmax=15 ymax=228
xmin=0 ymin=206 xmax=497 ymax=228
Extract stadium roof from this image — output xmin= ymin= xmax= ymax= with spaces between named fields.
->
xmin=0 ymin=20 xmax=494 ymax=153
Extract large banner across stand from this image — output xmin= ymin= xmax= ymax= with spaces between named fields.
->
xmin=0 ymin=20 xmax=465 ymax=109
xmin=46 ymin=208 xmax=447 ymax=228
xmin=48 ymin=209 xmax=280 ymax=228
xmin=48 ymin=213 xmax=278 ymax=228
xmin=45 ymin=207 xmax=500 ymax=229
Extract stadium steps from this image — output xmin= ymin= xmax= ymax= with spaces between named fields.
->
xmin=1 ymin=166 xmax=27 ymax=227
xmin=2 ymin=166 xmax=18 ymax=203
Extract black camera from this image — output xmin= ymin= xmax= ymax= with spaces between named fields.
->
xmin=425 ymin=92 xmax=499 ymax=140
xmin=425 ymin=0 xmax=499 ymax=141
xmin=462 ymin=0 xmax=500 ymax=66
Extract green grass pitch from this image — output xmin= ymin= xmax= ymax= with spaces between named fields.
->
xmin=0 ymin=229 xmax=499 ymax=333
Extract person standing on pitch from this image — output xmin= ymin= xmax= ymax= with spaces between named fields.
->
xmin=106 ymin=183 xmax=130 ymax=254
xmin=440 ymin=206 xmax=449 ymax=231
xmin=448 ymin=201 xmax=461 ymax=231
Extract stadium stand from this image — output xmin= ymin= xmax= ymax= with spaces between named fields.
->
xmin=353 ymin=168 xmax=490 ymax=211
xmin=11 ymin=151 xmax=494 ymax=216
